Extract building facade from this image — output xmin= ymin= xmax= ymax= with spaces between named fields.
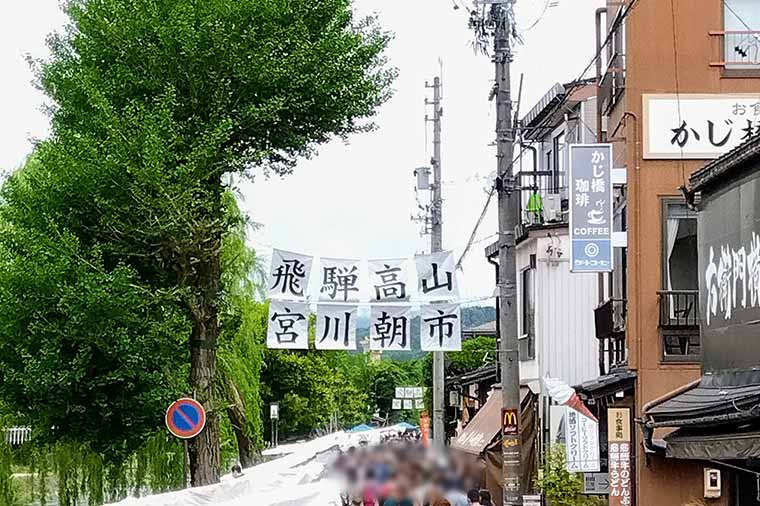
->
xmin=595 ymin=0 xmax=760 ymax=504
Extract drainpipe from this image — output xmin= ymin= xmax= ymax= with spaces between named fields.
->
xmin=596 ymin=7 xmax=608 ymax=143
xmin=487 ymin=255 xmax=500 ymax=365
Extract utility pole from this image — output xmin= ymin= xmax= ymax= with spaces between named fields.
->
xmin=491 ymin=2 xmax=522 ymax=505
xmin=426 ymin=76 xmax=445 ymax=449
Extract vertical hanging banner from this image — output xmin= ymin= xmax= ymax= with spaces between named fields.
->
xmin=315 ymin=305 xmax=358 ymax=350
xmin=420 ymin=303 xmax=462 ymax=351
xmin=565 ymin=406 xmax=601 ymax=472
xmin=569 ymin=144 xmax=613 ymax=273
xmin=416 ymin=251 xmax=460 ymax=301
xmin=608 ymin=408 xmax=632 ymax=506
xmin=318 ymin=258 xmax=363 ymax=303
xmin=268 ymin=249 xmax=313 ymax=299
xmin=267 ymin=300 xmax=309 ymax=349
xmin=370 ymin=305 xmax=412 ymax=351
xmin=368 ymin=259 xmax=410 ymax=302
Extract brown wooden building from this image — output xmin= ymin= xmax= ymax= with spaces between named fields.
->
xmin=594 ymin=0 xmax=760 ymax=505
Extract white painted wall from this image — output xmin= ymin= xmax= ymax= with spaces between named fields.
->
xmin=516 ymin=231 xmax=599 ymax=387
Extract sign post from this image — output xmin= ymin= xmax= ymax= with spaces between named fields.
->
xmin=570 ymin=144 xmax=613 ymax=273
xmin=270 ymin=403 xmax=279 ymax=448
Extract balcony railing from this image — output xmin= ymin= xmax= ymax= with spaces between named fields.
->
xmin=658 ymin=290 xmax=701 ymax=362
xmin=517 ymin=170 xmax=567 ymax=228
xmin=598 ymin=52 xmax=626 ymax=115
xmin=595 ymin=299 xmax=627 ymax=375
xmin=710 ymin=31 xmax=760 ymax=69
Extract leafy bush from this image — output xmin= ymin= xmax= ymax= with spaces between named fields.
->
xmin=535 ymin=445 xmax=606 ymax=506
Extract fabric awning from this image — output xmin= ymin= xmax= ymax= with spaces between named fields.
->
xmin=665 ymin=425 xmax=760 ymax=460
xmin=450 ymin=386 xmax=531 ymax=455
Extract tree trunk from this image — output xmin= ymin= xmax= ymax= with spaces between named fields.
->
xmin=226 ymin=382 xmax=257 ymax=468
xmin=187 ymin=250 xmax=222 ymax=487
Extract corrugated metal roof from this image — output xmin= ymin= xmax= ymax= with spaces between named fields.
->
xmin=521 ymin=83 xmax=566 ymax=129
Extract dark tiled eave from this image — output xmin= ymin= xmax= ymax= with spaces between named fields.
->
xmin=690 ymin=133 xmax=760 ymax=193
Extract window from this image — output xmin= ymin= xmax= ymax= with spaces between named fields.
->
xmin=552 ymin=133 xmax=566 ymax=192
xmin=660 ymin=200 xmax=700 ymax=362
xmin=519 ymin=267 xmax=535 ymax=360
xmin=662 ymin=202 xmax=698 ymax=292
xmin=723 ymin=0 xmax=760 ymax=68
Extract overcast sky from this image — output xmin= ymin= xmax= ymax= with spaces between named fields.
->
xmin=0 ymin=0 xmax=603 ymax=304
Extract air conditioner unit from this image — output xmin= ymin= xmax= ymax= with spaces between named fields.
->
xmin=544 ymin=193 xmax=562 ymax=222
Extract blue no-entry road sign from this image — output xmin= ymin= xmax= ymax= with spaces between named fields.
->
xmin=166 ymin=398 xmax=207 ymax=439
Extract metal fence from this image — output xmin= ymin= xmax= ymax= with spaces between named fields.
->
xmin=4 ymin=427 xmax=31 ymax=446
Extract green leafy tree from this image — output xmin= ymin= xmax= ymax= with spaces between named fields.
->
xmin=448 ymin=335 xmax=497 ymax=373
xmin=535 ymin=445 xmax=605 ymax=506
xmin=24 ymin=0 xmax=393 ymax=485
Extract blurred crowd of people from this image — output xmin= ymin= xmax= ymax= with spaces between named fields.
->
xmin=331 ymin=432 xmax=492 ymax=506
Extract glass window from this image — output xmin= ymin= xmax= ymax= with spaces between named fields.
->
xmin=663 ymin=202 xmax=698 ymax=291
xmin=724 ymin=0 xmax=760 ymax=68
xmin=553 ymin=133 xmax=565 ymax=192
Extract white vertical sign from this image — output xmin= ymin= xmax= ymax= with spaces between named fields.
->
xmin=565 ymin=407 xmax=600 ymax=472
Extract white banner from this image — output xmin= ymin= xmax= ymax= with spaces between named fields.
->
xmin=420 ymin=303 xmax=462 ymax=351
xmin=403 ymin=399 xmax=413 ymax=410
xmin=368 ymin=259 xmax=410 ymax=302
xmin=315 ymin=305 xmax=358 ymax=351
xmin=416 ymin=251 xmax=459 ymax=300
xmin=369 ymin=305 xmax=412 ymax=351
xmin=565 ymin=407 xmax=601 ymax=473
xmin=268 ymin=249 xmax=313 ymax=300
xmin=317 ymin=258 xmax=363 ymax=303
xmin=644 ymin=94 xmax=760 ymax=159
xmin=267 ymin=300 xmax=309 ymax=350
xmin=395 ymin=387 xmax=405 ymax=399
xmin=392 ymin=399 xmax=402 ymax=410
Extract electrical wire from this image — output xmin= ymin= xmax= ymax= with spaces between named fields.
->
xmin=455 ymin=0 xmax=640 ymax=270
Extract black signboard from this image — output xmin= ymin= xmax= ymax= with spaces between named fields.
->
xmin=698 ymin=168 xmax=760 ymax=374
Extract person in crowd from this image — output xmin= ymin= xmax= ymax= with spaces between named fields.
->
xmin=466 ymin=489 xmax=481 ymax=506
xmin=478 ymin=490 xmax=493 ymax=506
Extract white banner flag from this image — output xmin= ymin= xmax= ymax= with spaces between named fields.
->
xmin=317 ymin=258 xmax=363 ymax=302
xmin=420 ymin=303 xmax=462 ymax=351
xmin=403 ymin=399 xmax=413 ymax=410
xmin=392 ymin=399 xmax=402 ymax=410
xmin=370 ymin=305 xmax=412 ymax=351
xmin=368 ymin=259 xmax=410 ymax=302
xmin=416 ymin=251 xmax=459 ymax=301
xmin=267 ymin=300 xmax=309 ymax=349
xmin=268 ymin=249 xmax=313 ymax=300
xmin=315 ymin=305 xmax=358 ymax=350
xmin=565 ymin=406 xmax=601 ymax=473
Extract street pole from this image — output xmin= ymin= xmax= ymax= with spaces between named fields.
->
xmin=426 ymin=76 xmax=445 ymax=449
xmin=492 ymin=2 xmax=522 ymax=505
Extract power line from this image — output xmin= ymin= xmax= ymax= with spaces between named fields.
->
xmin=454 ymin=0 xmax=641 ymax=270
